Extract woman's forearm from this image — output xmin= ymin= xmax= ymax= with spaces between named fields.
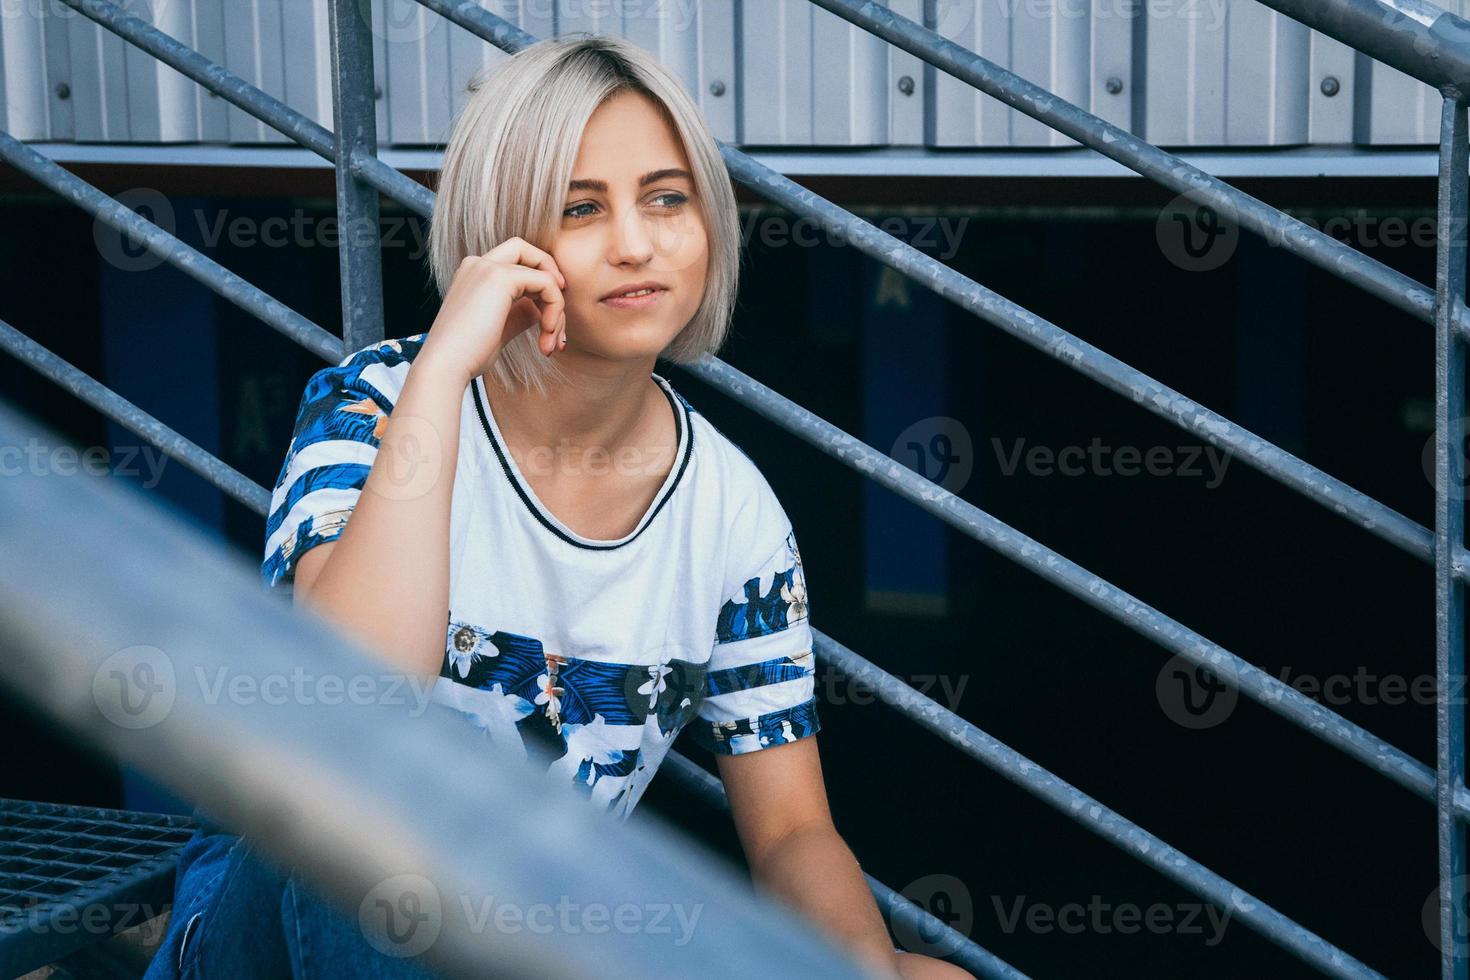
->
xmin=296 ymin=342 xmax=480 ymax=679
xmin=749 ymin=822 xmax=901 ymax=977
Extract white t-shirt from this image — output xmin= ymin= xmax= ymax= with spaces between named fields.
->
xmin=262 ymin=334 xmax=820 ymax=821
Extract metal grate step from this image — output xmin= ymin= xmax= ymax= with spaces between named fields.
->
xmin=0 ymin=798 xmax=195 ymax=977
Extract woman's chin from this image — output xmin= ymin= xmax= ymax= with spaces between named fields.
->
xmin=571 ymin=320 xmax=685 ymax=360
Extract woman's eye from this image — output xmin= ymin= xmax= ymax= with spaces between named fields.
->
xmin=562 ymin=193 xmax=687 ymax=220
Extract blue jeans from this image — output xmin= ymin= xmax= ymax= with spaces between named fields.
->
xmin=144 ymin=815 xmax=443 ymax=980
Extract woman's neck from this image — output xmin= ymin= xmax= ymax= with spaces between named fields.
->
xmin=481 ymin=355 xmax=665 ymax=464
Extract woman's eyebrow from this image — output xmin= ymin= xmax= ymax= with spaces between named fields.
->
xmin=567 ymin=168 xmax=691 ymax=193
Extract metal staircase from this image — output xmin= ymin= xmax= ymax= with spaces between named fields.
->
xmin=1 ymin=0 xmax=1469 ymax=976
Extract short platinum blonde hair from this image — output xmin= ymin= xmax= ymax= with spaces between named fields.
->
xmin=428 ymin=33 xmax=742 ymax=395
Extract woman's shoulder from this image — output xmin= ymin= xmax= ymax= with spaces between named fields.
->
xmin=299 ymin=333 xmax=430 ymax=410
xmin=334 ymin=332 xmax=430 ymax=388
xmin=671 ymin=389 xmax=769 ymax=499
xmin=670 ymin=388 xmax=794 ymax=553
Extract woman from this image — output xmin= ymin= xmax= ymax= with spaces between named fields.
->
xmin=148 ymin=33 xmax=972 ymax=980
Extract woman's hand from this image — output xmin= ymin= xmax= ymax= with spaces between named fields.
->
xmin=419 ymin=236 xmax=568 ymax=383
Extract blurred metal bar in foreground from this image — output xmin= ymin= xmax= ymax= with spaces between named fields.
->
xmin=0 ymin=399 xmax=878 ymax=980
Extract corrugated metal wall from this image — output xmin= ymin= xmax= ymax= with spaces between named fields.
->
xmin=0 ymin=0 xmax=1452 ymax=149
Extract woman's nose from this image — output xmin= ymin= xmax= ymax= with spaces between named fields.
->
xmin=607 ymin=207 xmax=658 ymax=266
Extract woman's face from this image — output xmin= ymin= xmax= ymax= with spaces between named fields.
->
xmin=552 ymin=89 xmax=709 ymax=364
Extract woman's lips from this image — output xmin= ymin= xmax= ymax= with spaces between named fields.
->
xmin=599 ymin=288 xmax=666 ymax=310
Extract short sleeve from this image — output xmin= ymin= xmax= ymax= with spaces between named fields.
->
xmin=260 ymin=336 xmax=421 ymax=591
xmin=690 ymin=525 xmax=821 ymax=755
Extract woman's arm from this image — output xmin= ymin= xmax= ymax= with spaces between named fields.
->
xmin=718 ymin=739 xmax=897 ymax=972
xmin=290 ymin=347 xmax=471 ymax=679
xmin=718 ymin=740 xmax=976 ymax=980
xmin=289 ymin=238 xmax=568 ymax=679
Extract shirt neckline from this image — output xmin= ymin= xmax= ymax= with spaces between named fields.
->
xmin=470 ymin=371 xmax=693 ymax=550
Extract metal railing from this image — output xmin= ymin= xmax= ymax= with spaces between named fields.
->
xmin=0 ymin=397 xmax=884 ymax=980
xmin=0 ymin=0 xmax=1465 ymax=975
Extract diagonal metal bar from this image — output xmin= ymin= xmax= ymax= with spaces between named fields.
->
xmin=25 ymin=0 xmax=1467 ymax=932
xmin=0 ymin=319 xmax=270 ymax=515
xmin=71 ymin=0 xmax=1453 ymax=593
xmin=1253 ymin=0 xmax=1470 ymax=94
xmin=679 ymin=353 xmax=1470 ymax=824
xmin=16 ymin=0 xmax=1457 ymax=820
xmin=713 ymin=149 xmax=1470 ymax=580
xmin=57 ymin=0 xmax=434 ymax=220
xmin=315 ymin=0 xmax=1470 ymax=827
xmin=811 ymin=632 xmax=1381 ymax=979
xmin=59 ymin=0 xmax=1465 ymax=592
xmin=11 ymin=1 xmax=1452 ymax=975
xmin=4 ymin=278 xmax=1393 ymax=977
xmin=658 ymin=751 xmax=1030 ymax=980
xmin=0 ymin=132 xmax=344 ymax=364
xmin=409 ymin=0 xmax=1470 ymax=586
xmin=802 ymin=0 xmax=1468 ymax=340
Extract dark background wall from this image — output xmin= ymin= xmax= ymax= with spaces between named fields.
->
xmin=0 ymin=173 xmax=1444 ymax=977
